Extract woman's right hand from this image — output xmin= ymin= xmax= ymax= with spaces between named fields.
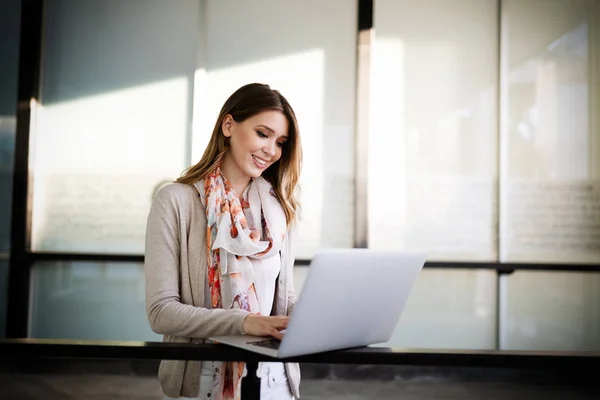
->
xmin=242 ymin=314 xmax=289 ymax=340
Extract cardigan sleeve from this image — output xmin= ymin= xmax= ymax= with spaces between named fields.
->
xmin=285 ymin=225 xmax=298 ymax=316
xmin=144 ymin=184 xmax=250 ymax=338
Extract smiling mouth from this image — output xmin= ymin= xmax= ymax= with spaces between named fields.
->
xmin=252 ymin=155 xmax=268 ymax=167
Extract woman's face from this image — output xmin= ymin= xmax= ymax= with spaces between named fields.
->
xmin=222 ymin=110 xmax=289 ymax=182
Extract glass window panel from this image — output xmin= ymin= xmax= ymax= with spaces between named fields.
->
xmin=500 ymin=271 xmax=600 ymax=351
xmin=30 ymin=262 xmax=160 ymax=341
xmin=193 ymin=0 xmax=357 ymax=258
xmin=500 ymin=0 xmax=600 ymax=263
xmin=370 ymin=0 xmax=499 ymax=261
xmin=372 ymin=269 xmax=497 ymax=349
xmin=31 ymin=0 xmax=201 ymax=253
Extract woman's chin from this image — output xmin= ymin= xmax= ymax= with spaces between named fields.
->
xmin=244 ymin=167 xmax=263 ymax=179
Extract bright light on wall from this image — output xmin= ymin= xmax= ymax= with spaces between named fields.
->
xmin=31 ymin=77 xmax=189 ymax=253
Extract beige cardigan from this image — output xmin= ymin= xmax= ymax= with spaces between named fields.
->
xmin=144 ymin=182 xmax=301 ymax=398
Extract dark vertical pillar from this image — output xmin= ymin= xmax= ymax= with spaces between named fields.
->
xmin=7 ymin=0 xmax=44 ymax=338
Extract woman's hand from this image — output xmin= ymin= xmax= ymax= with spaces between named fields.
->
xmin=242 ymin=314 xmax=289 ymax=340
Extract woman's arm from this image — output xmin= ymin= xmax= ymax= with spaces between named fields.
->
xmin=144 ymin=185 xmax=249 ymax=338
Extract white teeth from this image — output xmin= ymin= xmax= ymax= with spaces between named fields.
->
xmin=253 ymin=155 xmax=266 ymax=166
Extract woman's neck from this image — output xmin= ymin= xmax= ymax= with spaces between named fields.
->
xmin=220 ymin=155 xmax=251 ymax=196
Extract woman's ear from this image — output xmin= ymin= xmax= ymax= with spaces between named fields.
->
xmin=222 ymin=115 xmax=234 ymax=138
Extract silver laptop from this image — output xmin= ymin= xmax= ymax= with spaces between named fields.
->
xmin=209 ymin=249 xmax=426 ymax=358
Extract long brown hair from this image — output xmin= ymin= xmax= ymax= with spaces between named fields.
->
xmin=177 ymin=83 xmax=302 ymax=227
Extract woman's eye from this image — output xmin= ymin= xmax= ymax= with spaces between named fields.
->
xmin=277 ymin=142 xmax=284 ymax=148
xmin=257 ymin=131 xmax=268 ymax=138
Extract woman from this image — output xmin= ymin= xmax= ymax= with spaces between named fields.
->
xmin=145 ymin=83 xmax=302 ymax=400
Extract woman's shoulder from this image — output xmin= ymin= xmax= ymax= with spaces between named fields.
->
xmin=152 ymin=182 xmax=203 ymax=211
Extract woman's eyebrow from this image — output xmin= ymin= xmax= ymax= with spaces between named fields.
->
xmin=257 ymin=124 xmax=288 ymax=139
xmin=256 ymin=124 xmax=275 ymax=133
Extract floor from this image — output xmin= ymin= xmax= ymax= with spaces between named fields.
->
xmin=0 ymin=374 xmax=598 ymax=400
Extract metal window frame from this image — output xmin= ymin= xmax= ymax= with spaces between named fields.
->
xmin=7 ymin=0 xmax=43 ymax=339
xmin=6 ymin=0 xmax=600 ymax=340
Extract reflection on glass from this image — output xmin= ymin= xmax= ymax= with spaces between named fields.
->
xmin=370 ymin=0 xmax=499 ymax=261
xmin=501 ymin=271 xmax=600 ymax=351
xmin=31 ymin=0 xmax=199 ymax=253
xmin=30 ymin=262 xmax=160 ymax=341
xmin=193 ymin=0 xmax=357 ymax=258
xmin=501 ymin=0 xmax=600 ymax=263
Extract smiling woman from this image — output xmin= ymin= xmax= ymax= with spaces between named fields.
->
xmin=220 ymin=111 xmax=289 ymax=196
xmin=145 ymin=83 xmax=302 ymax=400
xmin=177 ymin=83 xmax=302 ymax=228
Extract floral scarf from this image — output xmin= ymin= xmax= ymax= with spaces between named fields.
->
xmin=196 ymin=166 xmax=286 ymax=400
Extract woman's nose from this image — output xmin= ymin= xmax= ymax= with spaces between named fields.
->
xmin=263 ymin=140 xmax=276 ymax=156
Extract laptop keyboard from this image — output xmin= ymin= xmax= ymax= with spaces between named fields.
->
xmin=249 ymin=339 xmax=281 ymax=350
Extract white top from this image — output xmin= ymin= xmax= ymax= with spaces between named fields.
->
xmin=253 ymin=255 xmax=281 ymax=316
xmin=203 ymin=255 xmax=280 ymax=316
